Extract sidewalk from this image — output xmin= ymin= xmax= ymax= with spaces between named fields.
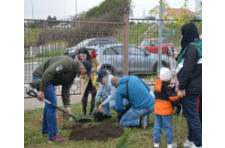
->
xmin=24 ymin=94 xmax=84 ymax=110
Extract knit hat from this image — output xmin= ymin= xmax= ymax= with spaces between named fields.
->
xmin=160 ymin=67 xmax=172 ymax=81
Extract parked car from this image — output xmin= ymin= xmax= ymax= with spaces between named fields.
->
xmin=140 ymin=38 xmax=174 ymax=54
xmin=129 ymin=16 xmax=156 ymax=25
xmin=53 ymin=23 xmax=71 ymax=28
xmin=63 ymin=37 xmax=119 ymax=59
xmin=94 ymin=44 xmax=170 ymax=75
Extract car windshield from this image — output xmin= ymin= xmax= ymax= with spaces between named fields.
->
xmin=141 ymin=40 xmax=150 ymax=46
xmin=73 ymin=39 xmax=92 ymax=49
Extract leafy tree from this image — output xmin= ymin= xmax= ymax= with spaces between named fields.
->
xmin=84 ymin=0 xmax=133 ymax=22
xmin=28 ymin=22 xmax=35 ymax=29
xmin=47 ymin=15 xmax=58 ymax=27
xmin=149 ymin=0 xmax=202 ymax=28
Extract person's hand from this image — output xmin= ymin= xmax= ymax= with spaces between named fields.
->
xmin=170 ymin=47 xmax=178 ymax=59
xmin=178 ymin=89 xmax=186 ymax=98
xmin=173 ymin=48 xmax=179 ymax=59
xmin=64 ymin=107 xmax=71 ymax=117
xmin=97 ymin=104 xmax=104 ymax=112
xmin=95 ymin=68 xmax=99 ymax=72
xmin=37 ymin=91 xmax=44 ymax=101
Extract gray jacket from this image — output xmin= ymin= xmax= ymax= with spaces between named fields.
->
xmin=95 ymin=75 xmax=116 ymax=105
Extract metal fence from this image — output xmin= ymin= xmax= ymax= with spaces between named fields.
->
xmin=24 ymin=12 xmax=202 ymax=98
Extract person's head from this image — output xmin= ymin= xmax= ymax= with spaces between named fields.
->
xmin=96 ymin=70 xmax=108 ymax=85
xmin=78 ymin=48 xmax=92 ymax=61
xmin=79 ymin=60 xmax=92 ymax=76
xmin=181 ymin=23 xmax=199 ymax=50
xmin=111 ymin=76 xmax=121 ymax=88
xmin=159 ymin=67 xmax=172 ymax=82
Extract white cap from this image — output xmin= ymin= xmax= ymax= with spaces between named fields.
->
xmin=160 ymin=67 xmax=172 ymax=81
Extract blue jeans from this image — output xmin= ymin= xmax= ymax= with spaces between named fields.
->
xmin=32 ymin=76 xmax=58 ymax=139
xmin=153 ymin=114 xmax=173 ymax=144
xmin=120 ymin=104 xmax=155 ymax=127
xmin=181 ymin=95 xmax=202 ymax=147
xmin=101 ymin=95 xmax=111 ymax=116
xmin=109 ymin=99 xmax=130 ymax=111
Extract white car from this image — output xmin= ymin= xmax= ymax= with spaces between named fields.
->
xmin=129 ymin=16 xmax=156 ymax=25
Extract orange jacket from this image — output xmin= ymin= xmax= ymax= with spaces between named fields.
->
xmin=154 ymin=79 xmax=180 ymax=115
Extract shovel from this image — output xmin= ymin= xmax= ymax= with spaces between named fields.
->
xmin=27 ymin=90 xmax=92 ymax=123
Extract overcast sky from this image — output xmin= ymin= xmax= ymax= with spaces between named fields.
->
xmin=24 ymin=0 xmax=196 ymax=20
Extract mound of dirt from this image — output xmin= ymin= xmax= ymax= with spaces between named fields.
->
xmin=69 ymin=123 xmax=123 ymax=141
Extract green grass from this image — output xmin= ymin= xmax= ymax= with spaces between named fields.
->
xmin=121 ymin=23 xmax=202 ymax=47
xmin=24 ymin=28 xmax=42 ymax=43
xmin=25 ymin=101 xmax=189 ymax=148
xmin=24 ymin=49 xmax=64 ymax=63
xmin=24 ymin=26 xmax=78 ymax=44
xmin=35 ymin=49 xmax=64 ymax=58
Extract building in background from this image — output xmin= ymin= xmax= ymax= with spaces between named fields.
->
xmin=196 ymin=0 xmax=202 ymax=12
xmin=149 ymin=5 xmax=195 ymax=19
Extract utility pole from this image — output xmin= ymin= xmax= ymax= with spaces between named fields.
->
xmin=196 ymin=0 xmax=197 ymax=12
xmin=75 ymin=0 xmax=77 ymax=18
xmin=158 ymin=0 xmax=163 ymax=77
xmin=64 ymin=9 xmax=66 ymax=20
xmin=31 ymin=0 xmax=33 ymax=19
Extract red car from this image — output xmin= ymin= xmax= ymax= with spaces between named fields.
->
xmin=140 ymin=38 xmax=174 ymax=54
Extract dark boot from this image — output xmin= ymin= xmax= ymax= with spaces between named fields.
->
xmin=83 ymin=111 xmax=86 ymax=117
xmin=89 ymin=110 xmax=93 ymax=116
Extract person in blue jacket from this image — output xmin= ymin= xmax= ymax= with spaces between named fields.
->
xmin=111 ymin=76 xmax=155 ymax=130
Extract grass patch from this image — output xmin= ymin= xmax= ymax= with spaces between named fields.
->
xmin=25 ymin=101 xmax=189 ymax=147
xmin=35 ymin=49 xmax=64 ymax=58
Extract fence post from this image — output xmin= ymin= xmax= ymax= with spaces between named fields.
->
xmin=158 ymin=0 xmax=163 ymax=77
xmin=123 ymin=8 xmax=130 ymax=76
xmin=30 ymin=46 xmax=33 ymax=58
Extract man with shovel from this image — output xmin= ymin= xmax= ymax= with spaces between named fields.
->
xmin=30 ymin=55 xmax=92 ymax=143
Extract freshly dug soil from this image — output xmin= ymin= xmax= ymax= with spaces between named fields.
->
xmin=69 ymin=123 xmax=123 ymax=141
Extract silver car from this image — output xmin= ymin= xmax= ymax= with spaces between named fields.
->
xmin=95 ymin=44 xmax=170 ymax=75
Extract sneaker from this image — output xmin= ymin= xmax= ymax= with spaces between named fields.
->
xmin=183 ymin=138 xmax=194 ymax=148
xmin=141 ymin=115 xmax=149 ymax=130
xmin=167 ymin=142 xmax=177 ymax=148
xmin=154 ymin=142 xmax=159 ymax=147
xmin=48 ymin=133 xmax=68 ymax=143
xmin=103 ymin=114 xmax=112 ymax=119
xmin=83 ymin=112 xmax=86 ymax=117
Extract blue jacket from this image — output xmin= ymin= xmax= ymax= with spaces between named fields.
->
xmin=96 ymin=75 xmax=116 ymax=105
xmin=115 ymin=76 xmax=155 ymax=113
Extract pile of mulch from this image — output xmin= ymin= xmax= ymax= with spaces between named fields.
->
xmin=69 ymin=123 xmax=123 ymax=141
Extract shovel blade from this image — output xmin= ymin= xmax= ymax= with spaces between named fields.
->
xmin=77 ymin=118 xmax=92 ymax=123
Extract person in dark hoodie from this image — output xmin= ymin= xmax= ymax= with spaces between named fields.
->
xmin=172 ymin=23 xmax=202 ymax=148
xmin=111 ymin=76 xmax=155 ymax=130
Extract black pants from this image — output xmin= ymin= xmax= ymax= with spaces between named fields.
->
xmin=82 ymin=79 xmax=96 ymax=113
xmin=198 ymin=95 xmax=202 ymax=125
xmin=175 ymin=95 xmax=202 ymax=125
xmin=181 ymin=94 xmax=202 ymax=147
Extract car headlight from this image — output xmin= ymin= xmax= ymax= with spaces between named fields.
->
xmin=68 ymin=49 xmax=76 ymax=53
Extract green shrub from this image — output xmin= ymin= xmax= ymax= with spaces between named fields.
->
xmin=28 ymin=22 xmax=35 ymax=29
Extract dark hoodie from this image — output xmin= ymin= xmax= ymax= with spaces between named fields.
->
xmin=176 ymin=23 xmax=202 ymax=95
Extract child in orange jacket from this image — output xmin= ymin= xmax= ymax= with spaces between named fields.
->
xmin=153 ymin=67 xmax=180 ymax=148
